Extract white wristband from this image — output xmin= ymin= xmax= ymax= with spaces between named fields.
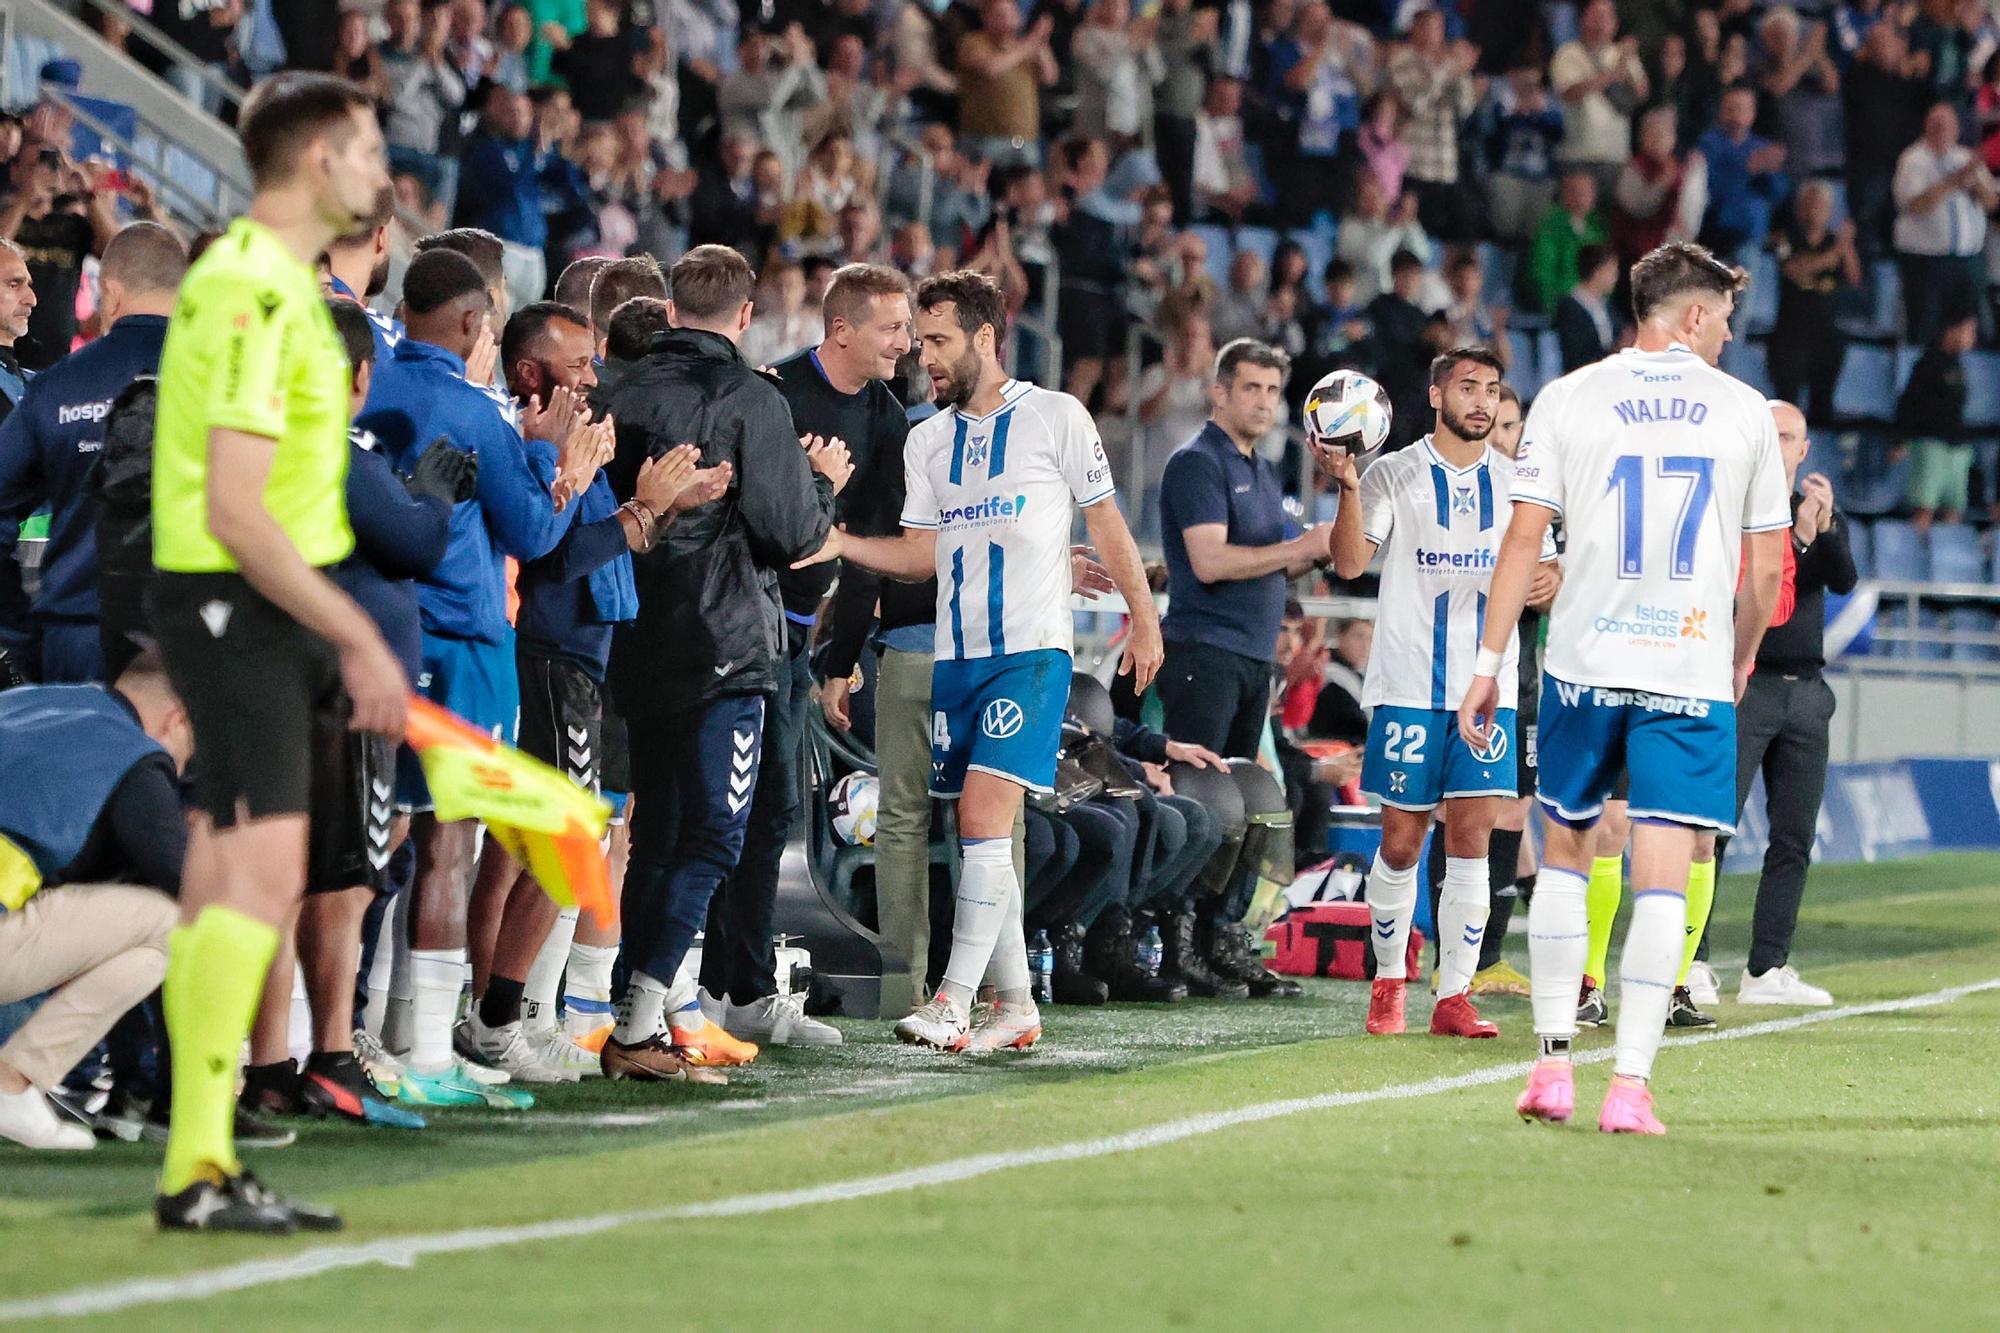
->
xmin=1473 ymin=646 xmax=1504 ymax=679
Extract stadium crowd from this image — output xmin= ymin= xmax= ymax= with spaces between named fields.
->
xmin=0 ymin=0 xmax=1873 ymax=1225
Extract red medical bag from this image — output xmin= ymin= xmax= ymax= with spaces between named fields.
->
xmin=1265 ymin=902 xmax=1424 ymax=980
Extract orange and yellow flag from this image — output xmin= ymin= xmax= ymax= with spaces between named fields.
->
xmin=403 ymin=695 xmax=615 ymax=928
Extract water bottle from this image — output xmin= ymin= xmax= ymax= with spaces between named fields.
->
xmin=1138 ymin=924 xmax=1164 ymax=978
xmin=1030 ymin=929 xmax=1055 ymax=1003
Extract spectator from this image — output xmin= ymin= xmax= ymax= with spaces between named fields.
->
xmin=1439 ymin=247 xmax=1508 ymax=365
xmin=382 ymin=0 xmax=468 ymax=212
xmin=833 ymin=199 xmax=888 ymax=267
xmin=1211 ymin=249 xmax=1268 ymax=345
xmin=687 ymin=130 xmax=767 ymax=259
xmin=454 ymin=87 xmax=557 ymax=311
xmin=1155 ymin=0 xmax=1218 ymax=222
xmin=1894 ymin=101 xmax=1996 ymax=346
xmin=334 ymin=6 xmax=391 ymax=103
xmin=1526 ymin=168 xmax=1609 ymax=313
xmin=914 ymin=126 xmax=994 ymax=259
xmin=1337 ymin=174 xmax=1431 ymax=305
xmin=1667 ymin=7 xmax=1745 ymax=141
xmin=1845 ymin=20 xmax=1934 ymax=260
xmin=1387 ymin=7 xmax=1483 ymax=241
xmin=1898 ymin=307 xmax=1977 ymax=531
xmin=1695 ymin=84 xmax=1789 ymax=260
xmin=889 ymin=220 xmax=936 ymax=280
xmin=1267 ymin=239 xmax=1311 ymax=307
xmin=894 ymin=0 xmax=960 ymax=124
xmin=1356 ymin=90 xmax=1411 ymax=204
xmin=1610 ymin=104 xmax=1707 ymax=274
xmin=1052 ymin=135 xmax=1141 ymax=407
xmin=1769 ymin=178 xmax=1861 ymax=425
xmin=958 ymin=0 xmax=1060 ymax=169
xmin=0 ymin=131 xmax=115 ymax=371
xmin=553 ymin=0 xmax=645 ymax=121
xmin=1139 ymin=311 xmax=1217 ymax=499
xmin=1908 ymin=0 xmax=1979 ymax=127
xmin=1074 ymin=0 xmax=1163 ymax=144
xmin=802 ymin=35 xmax=895 ymax=165
xmin=1754 ymin=8 xmax=1844 ymax=181
xmin=0 ymin=243 xmax=32 ymax=422
xmin=1484 ymin=62 xmax=1566 ymax=243
xmin=662 ymin=0 xmax=739 ymax=155
xmin=1556 ymin=241 xmax=1619 ymax=372
xmin=1307 ymin=616 xmax=1371 ymax=743
xmin=488 ymin=5 xmax=535 ymax=92
xmin=446 ymin=0 xmax=500 ymax=90
xmin=1267 ymin=2 xmax=1377 ymax=227
xmin=1192 ymin=76 xmax=1262 ymax=224
xmin=1296 ymin=257 xmax=1371 ymax=399
xmin=1364 ymin=249 xmax=1433 ymax=449
xmin=720 ymin=25 xmax=828 ymax=178
xmin=137 ymin=0 xmax=242 ymax=116
xmin=1832 ymin=0 xmax=1890 ymax=72
xmin=610 ymin=102 xmax=694 ymax=264
xmin=1550 ymin=0 xmax=1649 ymax=195
xmin=1980 ymin=51 xmax=2000 ymax=173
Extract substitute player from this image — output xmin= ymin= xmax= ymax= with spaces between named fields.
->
xmin=795 ymin=270 xmax=1162 ymax=1053
xmin=1329 ymin=346 xmax=1555 ymax=1040
xmin=1459 ymin=242 xmax=1790 ymax=1135
xmin=148 ymin=73 xmax=402 ymax=1232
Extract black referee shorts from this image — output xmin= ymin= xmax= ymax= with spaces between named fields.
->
xmin=150 ymin=571 xmax=343 ymax=828
xmin=517 ymin=647 xmax=604 ymax=795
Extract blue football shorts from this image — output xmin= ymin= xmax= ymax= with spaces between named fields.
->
xmin=1361 ymin=704 xmax=1518 ymax=811
xmin=1535 ymin=674 xmax=1737 ymax=831
xmin=928 ymin=648 xmax=1070 ymax=798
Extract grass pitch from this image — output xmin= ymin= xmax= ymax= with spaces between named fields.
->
xmin=4 ymin=853 xmax=2000 ymax=1330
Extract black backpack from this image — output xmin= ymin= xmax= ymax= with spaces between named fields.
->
xmin=91 ymin=376 xmax=157 ymax=677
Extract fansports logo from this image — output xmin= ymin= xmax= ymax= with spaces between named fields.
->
xmin=981 ymin=698 xmax=1026 ymax=739
xmin=939 ymin=494 xmax=1029 ymax=529
xmin=1681 ymin=608 xmax=1708 ymax=639
xmin=1469 ymin=725 xmax=1508 ymax=765
xmin=1552 ymin=680 xmax=1713 ymax=718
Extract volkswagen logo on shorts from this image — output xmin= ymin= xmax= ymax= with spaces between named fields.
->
xmin=981 ymin=698 xmax=1025 ymax=739
xmin=1470 ymin=726 xmax=1509 ymax=765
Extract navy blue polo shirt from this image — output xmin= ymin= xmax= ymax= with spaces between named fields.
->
xmin=1158 ymin=420 xmax=1290 ymax=664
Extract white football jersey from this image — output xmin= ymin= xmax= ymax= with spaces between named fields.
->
xmin=1511 ymin=343 xmax=1792 ymax=701
xmin=902 ymin=380 xmax=1115 ymax=661
xmin=1360 ymin=436 xmax=1553 ymax=711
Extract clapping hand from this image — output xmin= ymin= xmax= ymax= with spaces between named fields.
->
xmin=803 ymin=433 xmax=854 ymax=493
xmin=521 ymin=384 xmax=582 ymax=445
xmin=465 ymin=326 xmax=499 ymax=388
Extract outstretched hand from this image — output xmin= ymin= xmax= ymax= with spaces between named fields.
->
xmin=792 ymin=525 xmax=847 ymax=569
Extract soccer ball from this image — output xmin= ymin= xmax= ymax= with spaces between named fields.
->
xmin=829 ymin=771 xmax=879 ymax=847
xmin=1303 ymin=369 xmax=1393 ymax=456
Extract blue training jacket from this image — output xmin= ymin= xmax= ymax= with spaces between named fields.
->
xmin=0 ymin=315 xmax=168 ymax=643
xmin=514 ymin=471 xmax=637 ymax=681
xmin=355 ymin=338 xmax=577 ymax=646
xmin=332 ymin=429 xmax=453 ymax=682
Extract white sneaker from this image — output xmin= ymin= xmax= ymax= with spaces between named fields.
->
xmin=1686 ymin=959 xmax=1721 ymax=1007
xmin=697 ymin=987 xmax=726 ymax=1025
xmin=0 ymin=1086 xmax=94 ymax=1150
xmin=893 ymin=995 xmax=969 ymax=1051
xmin=723 ymin=993 xmax=843 ymax=1046
xmin=964 ymin=1003 xmax=1042 ymax=1054
xmin=456 ymin=1012 xmax=576 ymax=1083
xmin=352 ymin=1029 xmax=406 ymax=1097
xmin=526 ymin=1023 xmax=602 ymax=1079
xmin=1738 ymin=965 xmax=1833 ymax=1006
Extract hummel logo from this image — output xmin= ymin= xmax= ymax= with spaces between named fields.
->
xmin=727 ymin=728 xmax=757 ymax=813
xmin=1374 ymin=918 xmax=1397 ymax=940
xmin=198 ymin=599 xmax=232 ymax=638
xmin=713 ymin=661 xmax=733 ymax=677
xmin=566 ymin=725 xmax=588 ymax=745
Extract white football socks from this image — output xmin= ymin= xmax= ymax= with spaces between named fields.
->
xmin=1437 ymin=855 xmax=1492 ymax=999
xmin=941 ymin=838 xmax=1017 ymax=1013
xmin=1529 ymin=867 xmax=1590 ymax=1050
xmin=409 ymin=947 xmax=465 ymax=1074
xmin=1366 ymin=853 xmax=1418 ymax=980
xmin=523 ymin=907 xmax=578 ymax=1028
xmin=615 ymin=969 xmax=670 ymax=1045
xmin=1613 ymin=890 xmax=1686 ymax=1081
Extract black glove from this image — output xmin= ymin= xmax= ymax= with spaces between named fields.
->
xmin=405 ymin=437 xmax=479 ymax=506
xmin=0 ymin=646 xmax=26 ymax=692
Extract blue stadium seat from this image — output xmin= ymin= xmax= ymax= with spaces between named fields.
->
xmin=1894 ymin=344 xmax=1921 ymax=395
xmin=1534 ymin=329 xmax=1561 ymax=384
xmin=1949 ymin=607 xmax=1999 ymax=662
xmin=1967 ymin=351 xmax=2000 ymax=428
xmin=1833 ymin=344 xmax=1898 ymax=421
xmin=1507 ymin=329 xmax=1545 ymax=400
xmin=1190 ymin=224 xmax=1235 ymax=286
xmin=1721 ymin=340 xmax=1771 ymax=395
xmin=1869 ymin=260 xmax=1902 ymax=336
xmin=1234 ymin=225 xmax=1280 ymax=269
xmin=1844 ymin=515 xmax=1872 ymax=578
xmin=1824 ymin=178 xmax=1849 ymax=227
xmin=1477 ymin=242 xmax=1515 ymax=309
xmin=1929 ymin=523 xmax=1985 ymax=584
xmin=1870 ymin=518 xmax=1927 ymax=582
xmin=1287 ymin=227 xmax=1334 ymax=286
xmin=1742 ymin=251 xmax=1780 ymax=335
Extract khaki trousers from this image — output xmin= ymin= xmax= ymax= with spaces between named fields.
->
xmin=0 ymin=884 xmax=176 ymax=1090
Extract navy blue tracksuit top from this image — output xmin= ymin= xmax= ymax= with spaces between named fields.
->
xmin=0 ymin=315 xmax=168 ymax=647
xmin=334 ymin=429 xmax=453 ymax=682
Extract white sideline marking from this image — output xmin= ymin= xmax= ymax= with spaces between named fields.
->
xmin=7 ymin=978 xmax=1996 ymax=1323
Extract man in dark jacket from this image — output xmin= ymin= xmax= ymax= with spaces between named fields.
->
xmin=0 ymin=222 xmax=183 ymax=684
xmin=599 ymin=244 xmax=850 ymax=1073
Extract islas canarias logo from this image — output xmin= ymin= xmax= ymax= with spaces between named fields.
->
xmin=1681 ymin=608 xmax=1708 ymax=640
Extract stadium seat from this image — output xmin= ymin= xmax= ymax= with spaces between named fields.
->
xmin=1476 ymin=242 xmax=1514 ymax=309
xmin=1928 ymin=523 xmax=1986 ymax=584
xmin=1868 ymin=260 xmax=1902 ymax=337
xmin=1721 ymin=340 xmax=1771 ymax=395
xmin=1870 ymin=518 xmax=1927 ymax=582
xmin=1507 ymin=329 xmax=1545 ymax=400
xmin=1966 ymin=352 xmax=2000 ymax=428
xmin=1190 ymin=224 xmax=1235 ymax=286
xmin=1833 ymin=344 xmax=1898 ymax=421
xmin=1534 ymin=329 xmax=1561 ymax=384
xmin=1824 ymin=178 xmax=1849 ymax=227
xmin=1742 ymin=251 xmax=1780 ymax=335
xmin=1234 ymin=225 xmax=1281 ymax=269
xmin=1287 ymin=226 xmax=1334 ymax=286
xmin=1844 ymin=515 xmax=1872 ymax=578
xmin=1915 ymin=607 xmax=1951 ymax=661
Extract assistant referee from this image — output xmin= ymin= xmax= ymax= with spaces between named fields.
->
xmin=148 ymin=74 xmax=403 ymax=1236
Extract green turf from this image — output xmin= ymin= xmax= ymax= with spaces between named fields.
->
xmin=5 ymin=853 xmax=2000 ymax=1330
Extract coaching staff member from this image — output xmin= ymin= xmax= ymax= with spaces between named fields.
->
xmin=1722 ymin=400 xmax=1856 ymax=1007
xmin=1154 ymin=339 xmax=1333 ymax=758
xmin=147 ymin=72 xmax=402 ymax=1233
xmin=600 ymin=244 xmax=850 ymax=1073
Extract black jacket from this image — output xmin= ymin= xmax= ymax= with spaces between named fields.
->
xmin=602 ymin=327 xmax=835 ymax=717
